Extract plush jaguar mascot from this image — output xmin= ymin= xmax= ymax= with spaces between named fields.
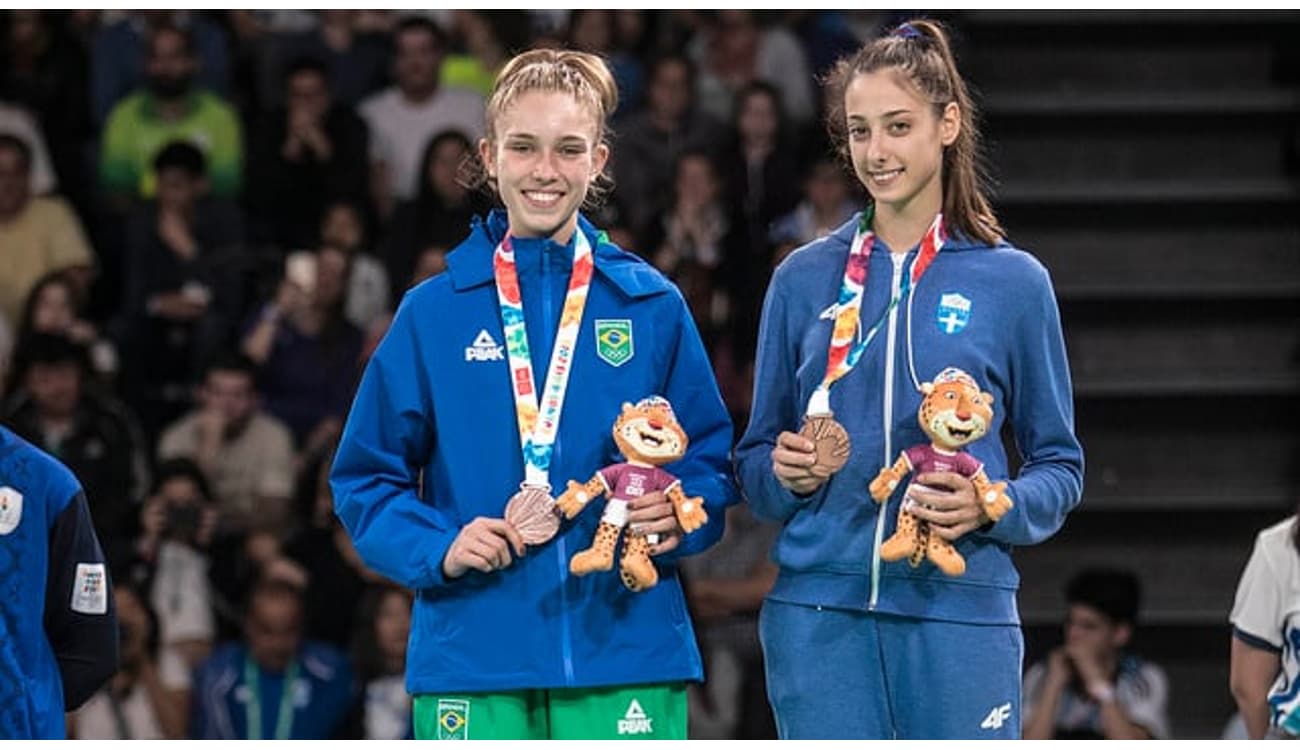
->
xmin=556 ymin=396 xmax=708 ymax=591
xmin=868 ymin=367 xmax=1014 ymax=576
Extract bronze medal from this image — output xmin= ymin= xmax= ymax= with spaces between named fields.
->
xmin=504 ymin=484 xmax=560 ymax=545
xmin=799 ymin=413 xmax=851 ymax=478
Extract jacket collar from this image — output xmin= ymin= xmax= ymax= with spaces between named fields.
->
xmin=447 ymin=209 xmax=666 ymax=299
xmin=828 ymin=210 xmax=1003 ymax=253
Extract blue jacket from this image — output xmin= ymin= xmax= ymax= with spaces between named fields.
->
xmin=0 ymin=427 xmax=118 ymax=738
xmin=331 ymin=210 xmax=738 ymax=694
xmin=736 ymin=215 xmax=1084 ymax=625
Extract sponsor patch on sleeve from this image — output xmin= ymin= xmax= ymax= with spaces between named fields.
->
xmin=71 ymin=562 xmax=108 ymax=615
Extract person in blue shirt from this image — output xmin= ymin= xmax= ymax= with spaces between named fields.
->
xmin=189 ymin=577 xmax=353 ymax=739
xmin=330 ymin=48 xmax=737 ymax=740
xmin=0 ymin=424 xmax=119 ymax=738
xmin=735 ymin=19 xmax=1084 ymax=739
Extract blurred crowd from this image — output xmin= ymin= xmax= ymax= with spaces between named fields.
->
xmin=0 ymin=9 xmax=907 ymax=739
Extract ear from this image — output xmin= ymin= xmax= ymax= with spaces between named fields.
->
xmin=921 ymin=382 xmax=935 ymax=395
xmin=478 ymin=137 xmax=495 ymax=180
xmin=592 ymin=141 xmax=610 ymax=179
xmin=981 ymin=391 xmax=994 ymax=406
xmin=621 ymin=402 xmax=634 ymax=415
xmin=939 ymin=102 xmax=960 ymax=147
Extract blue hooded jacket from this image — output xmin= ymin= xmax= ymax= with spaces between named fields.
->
xmin=331 ymin=210 xmax=738 ymax=695
xmin=736 ymin=215 xmax=1084 ymax=624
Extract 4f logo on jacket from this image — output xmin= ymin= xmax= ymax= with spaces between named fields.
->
xmin=980 ymin=702 xmax=1012 ymax=731
xmin=464 ymin=330 xmax=504 ymax=362
xmin=617 ymin=699 xmax=653 ymax=735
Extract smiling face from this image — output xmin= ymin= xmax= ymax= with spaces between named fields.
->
xmin=612 ymin=400 xmax=688 ymax=466
xmin=479 ymin=89 xmax=609 ymax=243
xmin=919 ymin=378 xmax=993 ymax=450
xmin=845 ymin=69 xmax=958 ymax=222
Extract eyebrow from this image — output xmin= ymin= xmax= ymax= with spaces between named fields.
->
xmin=847 ymin=108 xmax=913 ymax=121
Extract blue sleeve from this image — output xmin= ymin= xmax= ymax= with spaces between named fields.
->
xmin=330 ymin=295 xmax=460 ymax=590
xmin=658 ymin=295 xmax=740 ymax=560
xmin=44 ymin=490 xmax=119 ymax=710
xmin=981 ymin=264 xmax=1084 ymax=546
xmin=735 ymin=269 xmax=810 ymax=523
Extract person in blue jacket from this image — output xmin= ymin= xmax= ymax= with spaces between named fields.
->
xmin=0 ymin=424 xmax=119 ymax=738
xmin=330 ymin=48 xmax=737 ymax=740
xmin=735 ymin=20 xmax=1084 ymax=739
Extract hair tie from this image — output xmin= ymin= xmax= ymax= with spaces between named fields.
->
xmin=892 ymin=22 xmax=923 ymax=40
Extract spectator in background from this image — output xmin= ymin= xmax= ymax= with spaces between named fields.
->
xmin=241 ymin=244 xmax=363 ymax=450
xmin=119 ymin=141 xmax=243 ymax=439
xmin=157 ymin=354 xmax=295 ymax=539
xmin=190 ymin=577 xmax=353 ymax=739
xmin=343 ymin=585 xmax=414 ymax=739
xmin=1023 ymin=568 xmax=1170 ymax=739
xmin=91 ymin=11 xmax=230 ymax=126
xmin=259 ymin=11 xmax=390 ymax=110
xmin=360 ymin=17 xmax=484 ymax=221
xmin=690 ymin=10 xmax=815 ymax=129
xmin=681 ymin=505 xmax=778 ymax=739
xmin=99 ymin=23 xmax=243 ymax=203
xmin=247 ymin=57 xmax=370 ymax=251
xmin=1229 ymin=511 xmax=1300 ymax=739
xmin=2 ymin=332 xmax=147 ymax=547
xmin=0 ymin=101 xmax=58 ymax=194
xmin=441 ymin=10 xmax=532 ymax=97
xmin=612 ymin=54 xmax=723 ymax=236
xmin=123 ymin=459 xmax=219 ymax=673
xmin=567 ymin=10 xmax=645 ymax=116
xmin=16 ymin=271 xmax=119 ymax=383
xmin=0 ymin=133 xmax=94 ymax=331
xmin=317 ymin=200 xmax=390 ymax=332
xmin=0 ymin=11 xmax=92 ymax=210
xmin=380 ymin=129 xmax=489 ymax=300
xmin=70 ymin=584 xmax=189 ymax=739
xmin=768 ymin=156 xmax=864 ymax=266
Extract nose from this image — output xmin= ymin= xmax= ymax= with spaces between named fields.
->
xmin=955 ymin=407 xmax=970 ymax=421
xmin=532 ymin=150 xmax=559 ymax=181
xmin=867 ymin=130 xmax=888 ymax=165
xmin=647 ymin=419 xmax=663 ymax=431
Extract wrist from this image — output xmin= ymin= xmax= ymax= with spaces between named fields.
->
xmin=1087 ymin=680 xmax=1116 ymax=704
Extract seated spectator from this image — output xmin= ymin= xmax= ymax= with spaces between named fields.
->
xmin=0 ymin=133 xmax=93 ymax=331
xmin=70 ymin=583 xmax=189 ymax=739
xmin=190 ymin=577 xmax=354 ymax=739
xmin=343 ymin=585 xmax=414 ymax=739
xmin=566 ymin=10 xmax=645 ymax=116
xmin=318 ymin=200 xmax=390 ymax=332
xmin=119 ymin=141 xmax=243 ymax=439
xmin=768 ymin=156 xmax=864 ymax=266
xmin=681 ymin=505 xmax=778 ymax=739
xmin=257 ymin=11 xmax=390 ymax=110
xmin=688 ymin=10 xmax=814 ymax=128
xmin=247 ymin=57 xmax=370 ymax=251
xmin=91 ymin=11 xmax=230 ymax=126
xmin=0 ymin=100 xmax=57 ymax=194
xmin=241 ymin=244 xmax=364 ymax=450
xmin=99 ymin=22 xmax=243 ymax=203
xmin=157 ymin=354 xmax=295 ymax=538
xmin=118 ymin=459 xmax=220 ymax=673
xmin=359 ymin=17 xmax=484 ymax=221
xmin=441 ymin=11 xmax=531 ymax=97
xmin=2 ymin=333 xmax=148 ymax=547
xmin=611 ymin=54 xmax=723 ymax=236
xmin=16 ymin=271 xmax=119 ymax=383
xmin=380 ymin=129 xmax=489 ymax=301
xmin=1023 ymin=568 xmax=1171 ymax=739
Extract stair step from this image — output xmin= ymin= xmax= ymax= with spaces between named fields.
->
xmin=983 ymin=89 xmax=1300 ymax=118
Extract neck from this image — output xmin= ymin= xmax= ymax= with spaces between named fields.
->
xmin=512 ymin=216 xmax=579 ymax=247
xmin=156 ymin=95 xmax=189 ymax=122
xmin=401 ymin=83 xmax=437 ymax=105
xmin=872 ymin=190 xmax=942 ymax=254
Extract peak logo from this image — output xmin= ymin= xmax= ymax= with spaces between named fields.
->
xmin=465 ymin=330 xmax=504 ymax=362
xmin=617 ymin=699 xmax=653 ymax=735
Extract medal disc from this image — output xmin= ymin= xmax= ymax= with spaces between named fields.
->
xmin=798 ymin=414 xmax=851 ymax=477
xmin=504 ymin=485 xmax=560 ymax=545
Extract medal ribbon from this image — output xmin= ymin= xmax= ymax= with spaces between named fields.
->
xmin=807 ymin=208 xmax=946 ymax=416
xmin=245 ymin=657 xmax=299 ymax=741
xmin=494 ymin=230 xmax=595 ymax=489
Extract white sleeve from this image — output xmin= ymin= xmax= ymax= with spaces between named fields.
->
xmin=1231 ymin=532 xmax=1285 ymax=650
xmin=1119 ymin=662 xmax=1171 ymax=739
xmin=1021 ymin=661 xmax=1047 ymax=725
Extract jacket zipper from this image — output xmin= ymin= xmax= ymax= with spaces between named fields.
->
xmin=542 ymin=240 xmax=577 ymax=685
xmin=870 ymin=251 xmax=909 ymax=610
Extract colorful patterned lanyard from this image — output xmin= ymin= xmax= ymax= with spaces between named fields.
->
xmin=244 ymin=657 xmax=298 ymax=741
xmin=806 ymin=208 xmax=946 ymax=416
xmin=493 ymin=229 xmax=595 ymax=489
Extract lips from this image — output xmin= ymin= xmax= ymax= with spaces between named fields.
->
xmin=522 ymin=190 xmax=563 ymax=207
xmin=869 ymin=168 xmax=903 ymax=186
